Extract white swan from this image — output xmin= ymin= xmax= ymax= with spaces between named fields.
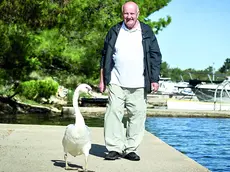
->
xmin=62 ymin=84 xmax=92 ymax=171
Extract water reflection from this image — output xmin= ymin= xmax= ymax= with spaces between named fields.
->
xmin=0 ymin=113 xmax=104 ymax=127
xmin=0 ymin=113 xmax=131 ymax=128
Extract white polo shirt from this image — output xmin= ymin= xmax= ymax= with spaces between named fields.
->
xmin=110 ymin=22 xmax=144 ymax=88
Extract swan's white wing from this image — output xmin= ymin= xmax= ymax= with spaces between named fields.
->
xmin=62 ymin=124 xmax=91 ymax=157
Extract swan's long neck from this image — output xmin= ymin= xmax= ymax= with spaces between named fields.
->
xmin=73 ymin=88 xmax=85 ymax=127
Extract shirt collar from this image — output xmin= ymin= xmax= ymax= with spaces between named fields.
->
xmin=122 ymin=21 xmax=141 ymax=33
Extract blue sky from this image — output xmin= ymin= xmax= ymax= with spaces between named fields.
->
xmin=149 ymin=0 xmax=230 ymax=71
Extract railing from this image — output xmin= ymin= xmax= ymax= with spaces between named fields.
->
xmin=214 ymin=77 xmax=230 ymax=110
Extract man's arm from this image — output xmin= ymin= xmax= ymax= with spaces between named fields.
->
xmin=99 ymin=38 xmax=107 ymax=93
xmin=149 ymin=33 xmax=162 ymax=83
xmin=99 ymin=26 xmax=115 ymax=93
xmin=149 ymin=29 xmax=162 ymax=92
xmin=99 ymin=68 xmax=105 ymax=93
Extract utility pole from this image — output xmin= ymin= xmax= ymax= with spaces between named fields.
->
xmin=212 ymin=62 xmax=215 ymax=81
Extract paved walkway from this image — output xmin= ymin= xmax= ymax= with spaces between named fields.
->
xmin=0 ymin=124 xmax=209 ymax=172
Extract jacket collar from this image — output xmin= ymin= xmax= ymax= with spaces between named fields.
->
xmin=113 ymin=21 xmax=123 ymax=34
xmin=140 ymin=22 xmax=151 ymax=39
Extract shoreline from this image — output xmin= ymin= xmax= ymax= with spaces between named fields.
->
xmin=1 ymin=94 xmax=230 ymax=118
xmin=78 ymin=107 xmax=230 ymax=118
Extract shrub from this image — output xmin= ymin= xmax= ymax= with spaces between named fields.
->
xmin=38 ymin=77 xmax=59 ymax=99
xmin=18 ymin=78 xmax=59 ymax=100
xmin=18 ymin=80 xmax=39 ymax=100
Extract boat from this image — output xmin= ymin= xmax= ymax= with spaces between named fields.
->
xmin=189 ymin=77 xmax=230 ymax=102
xmin=157 ymin=77 xmax=195 ymax=96
xmin=167 ymin=98 xmax=230 ymax=111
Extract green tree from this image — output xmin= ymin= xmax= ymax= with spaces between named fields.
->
xmin=0 ymin=0 xmax=172 ymax=92
xmin=219 ymin=58 xmax=230 ymax=74
xmin=169 ymin=68 xmax=183 ymax=81
xmin=160 ymin=61 xmax=170 ymax=77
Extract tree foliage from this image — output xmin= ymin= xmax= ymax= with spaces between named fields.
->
xmin=219 ymin=58 xmax=230 ymax=74
xmin=1 ymin=0 xmax=230 ymax=99
xmin=160 ymin=61 xmax=228 ymax=82
xmin=0 ymin=0 xmax=172 ymax=90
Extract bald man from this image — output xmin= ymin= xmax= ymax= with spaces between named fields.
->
xmin=99 ymin=1 xmax=162 ymax=161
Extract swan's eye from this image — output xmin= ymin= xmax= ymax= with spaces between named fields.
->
xmin=84 ymin=87 xmax=88 ymax=92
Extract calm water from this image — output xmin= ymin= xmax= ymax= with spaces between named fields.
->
xmin=1 ymin=114 xmax=230 ymax=172
xmin=145 ymin=117 xmax=230 ymax=172
xmin=0 ymin=114 xmax=104 ymax=127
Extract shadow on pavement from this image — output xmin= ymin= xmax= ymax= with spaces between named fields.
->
xmin=51 ymin=159 xmax=82 ymax=169
xmin=51 ymin=159 xmax=95 ymax=171
xmin=90 ymin=144 xmax=107 ymax=158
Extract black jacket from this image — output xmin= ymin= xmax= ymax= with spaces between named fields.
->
xmin=100 ymin=21 xmax=162 ymax=93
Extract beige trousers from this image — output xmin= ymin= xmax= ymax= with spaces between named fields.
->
xmin=104 ymin=84 xmax=147 ymax=154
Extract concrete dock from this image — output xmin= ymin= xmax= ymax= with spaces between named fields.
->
xmin=0 ymin=124 xmax=209 ymax=172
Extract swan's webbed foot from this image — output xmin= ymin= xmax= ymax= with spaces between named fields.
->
xmin=64 ymin=153 xmax=70 ymax=170
xmin=83 ymin=155 xmax=89 ymax=172
xmin=64 ymin=153 xmax=79 ymax=170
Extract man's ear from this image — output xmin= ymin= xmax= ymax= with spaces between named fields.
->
xmin=137 ymin=11 xmax=140 ymax=18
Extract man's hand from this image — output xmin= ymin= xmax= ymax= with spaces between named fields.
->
xmin=151 ymin=82 xmax=159 ymax=93
xmin=99 ymin=81 xmax=105 ymax=93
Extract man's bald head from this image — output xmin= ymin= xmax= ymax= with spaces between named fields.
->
xmin=122 ymin=1 xmax=139 ymax=14
xmin=122 ymin=1 xmax=140 ymax=29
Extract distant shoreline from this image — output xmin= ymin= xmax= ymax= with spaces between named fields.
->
xmin=78 ymin=107 xmax=230 ymax=118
